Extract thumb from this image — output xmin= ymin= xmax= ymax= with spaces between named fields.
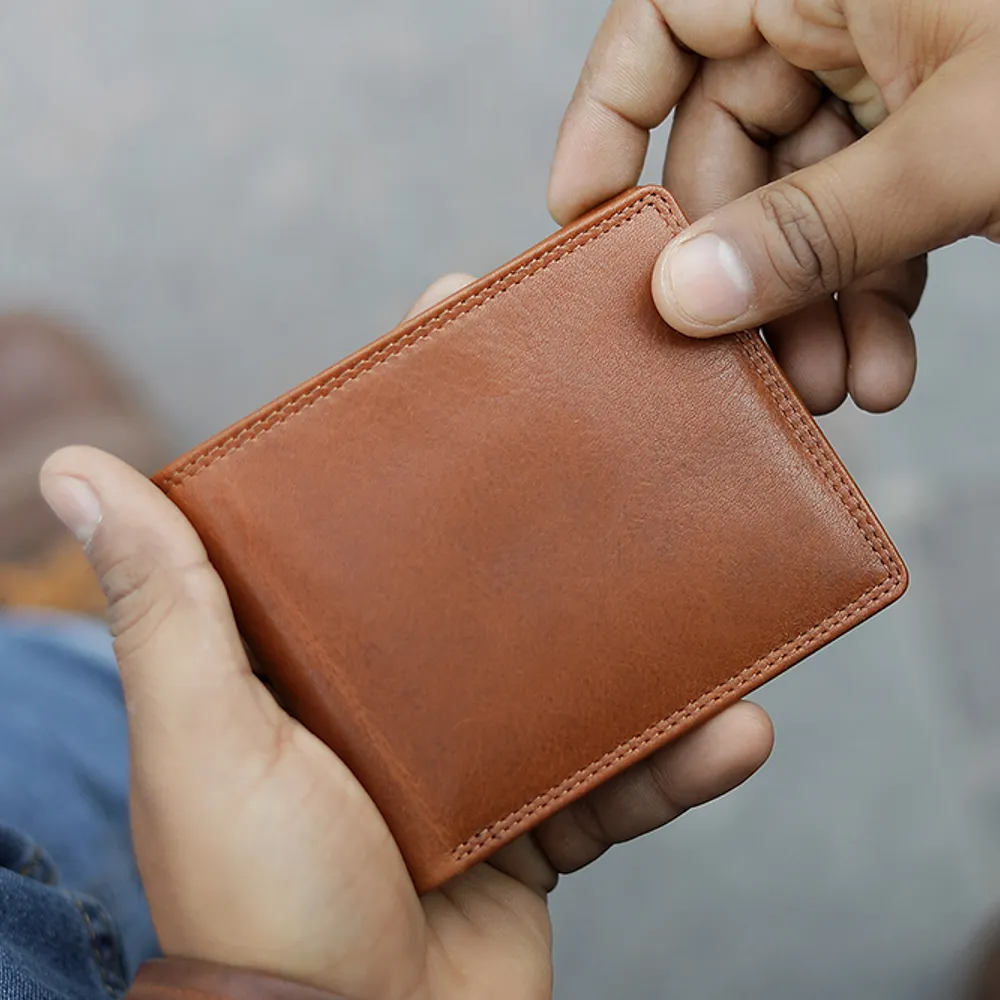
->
xmin=39 ymin=446 xmax=273 ymax=757
xmin=653 ymin=53 xmax=1000 ymax=336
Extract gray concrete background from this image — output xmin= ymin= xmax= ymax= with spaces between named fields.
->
xmin=3 ymin=2 xmax=999 ymax=997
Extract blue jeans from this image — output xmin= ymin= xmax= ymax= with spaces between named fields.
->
xmin=0 ymin=612 xmax=158 ymax=999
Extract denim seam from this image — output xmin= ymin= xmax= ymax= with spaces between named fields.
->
xmin=14 ymin=844 xmax=56 ymax=885
xmin=72 ymin=896 xmax=126 ymax=999
xmin=15 ymin=844 xmax=42 ymax=879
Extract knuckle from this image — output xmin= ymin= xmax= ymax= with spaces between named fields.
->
xmin=570 ymin=794 xmax=615 ymax=858
xmin=647 ymin=751 xmax=686 ymax=813
xmin=103 ymin=551 xmax=223 ymax=660
xmin=758 ymin=181 xmax=848 ymax=297
xmin=754 ymin=0 xmax=844 ymax=56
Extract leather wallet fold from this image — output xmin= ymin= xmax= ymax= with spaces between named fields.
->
xmin=154 ymin=186 xmax=907 ymax=892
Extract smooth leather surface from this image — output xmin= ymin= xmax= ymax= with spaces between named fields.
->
xmin=154 ymin=187 xmax=907 ymax=892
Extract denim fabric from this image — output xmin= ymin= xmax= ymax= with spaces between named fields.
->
xmin=0 ymin=612 xmax=158 ymax=999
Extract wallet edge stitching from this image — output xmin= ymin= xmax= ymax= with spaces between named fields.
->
xmin=160 ymin=192 xmax=671 ymax=488
xmin=449 ymin=574 xmax=899 ymax=863
xmin=155 ymin=188 xmax=906 ymax=874
xmin=446 ymin=197 xmax=905 ymax=864
xmin=737 ymin=331 xmax=900 ymax=579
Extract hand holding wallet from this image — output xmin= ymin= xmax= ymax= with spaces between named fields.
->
xmin=153 ymin=186 xmax=906 ymax=892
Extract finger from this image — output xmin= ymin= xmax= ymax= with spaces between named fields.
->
xmin=652 ymin=56 xmax=1000 ymax=336
xmin=762 ymin=101 xmax=858 ymax=414
xmin=548 ymin=0 xmax=699 ymax=225
xmin=840 ymin=255 xmax=926 ymax=412
xmin=769 ymin=98 xmax=858 ymax=181
xmin=487 ymin=833 xmax=559 ymax=897
xmin=532 ymin=702 xmax=773 ymax=873
xmin=39 ymin=446 xmax=276 ymax=756
xmin=768 ymin=96 xmax=922 ymax=414
xmin=745 ymin=0 xmax=857 ymax=69
xmin=669 ymin=78 xmax=850 ymax=411
xmin=403 ymin=272 xmax=476 ymax=321
xmin=663 ymin=0 xmax=855 ymax=67
xmin=657 ymin=0 xmax=759 ymax=58
xmin=766 ymin=300 xmax=848 ymax=414
xmin=665 ymin=43 xmax=822 ymax=219
xmin=814 ymin=67 xmax=889 ymax=131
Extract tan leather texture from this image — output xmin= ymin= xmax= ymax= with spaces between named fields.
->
xmin=129 ymin=960 xmax=354 ymax=1000
xmin=154 ymin=186 xmax=907 ymax=892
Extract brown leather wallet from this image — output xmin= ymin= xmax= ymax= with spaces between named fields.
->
xmin=154 ymin=186 xmax=907 ymax=892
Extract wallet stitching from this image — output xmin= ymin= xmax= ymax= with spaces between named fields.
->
xmin=156 ymin=189 xmax=905 ymax=871
xmin=737 ymin=332 xmax=899 ymax=579
xmin=447 ymin=197 xmax=905 ymax=864
xmin=161 ymin=193 xmax=672 ymax=488
xmin=449 ymin=577 xmax=899 ymax=861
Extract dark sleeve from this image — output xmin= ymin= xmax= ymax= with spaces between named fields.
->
xmin=128 ymin=961 xmax=357 ymax=1000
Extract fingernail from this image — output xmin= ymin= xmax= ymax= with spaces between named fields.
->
xmin=659 ymin=233 xmax=754 ymax=326
xmin=41 ymin=473 xmax=102 ymax=546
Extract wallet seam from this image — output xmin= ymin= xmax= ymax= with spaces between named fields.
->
xmin=450 ymin=579 xmax=899 ymax=863
xmin=157 ymin=188 xmax=905 ymax=873
xmin=737 ymin=332 xmax=899 ymax=579
xmin=161 ymin=192 xmax=673 ymax=488
xmin=447 ymin=197 xmax=905 ymax=865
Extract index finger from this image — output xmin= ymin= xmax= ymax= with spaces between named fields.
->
xmin=547 ymin=0 xmax=698 ymax=225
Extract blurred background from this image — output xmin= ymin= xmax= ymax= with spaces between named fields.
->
xmin=2 ymin=1 xmax=999 ymax=997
